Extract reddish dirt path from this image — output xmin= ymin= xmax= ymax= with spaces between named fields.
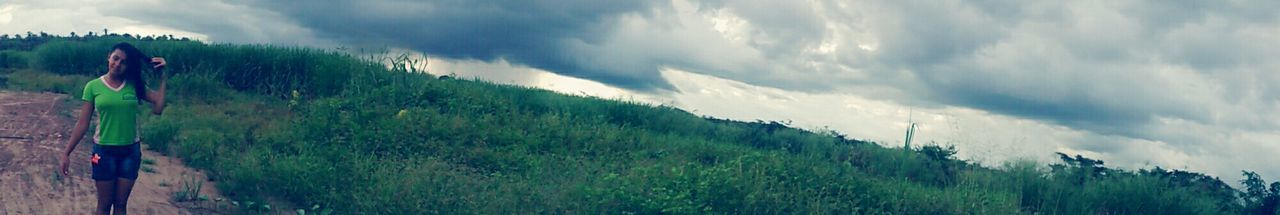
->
xmin=0 ymin=91 xmax=224 ymax=214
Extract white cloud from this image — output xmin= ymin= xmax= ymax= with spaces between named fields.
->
xmin=0 ymin=5 xmax=15 ymax=25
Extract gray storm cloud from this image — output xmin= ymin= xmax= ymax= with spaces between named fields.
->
xmin=170 ymin=0 xmax=1280 ymax=160
xmin=241 ymin=0 xmax=678 ymax=90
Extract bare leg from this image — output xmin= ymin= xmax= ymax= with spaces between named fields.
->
xmin=113 ymin=179 xmax=136 ymax=215
xmin=94 ymin=181 xmax=115 ymax=215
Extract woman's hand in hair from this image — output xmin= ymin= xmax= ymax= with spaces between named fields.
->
xmin=148 ymin=57 xmax=169 ymax=115
xmin=151 ymin=57 xmax=166 ymax=70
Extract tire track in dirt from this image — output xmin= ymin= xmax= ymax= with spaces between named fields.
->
xmin=0 ymin=91 xmax=225 ymax=214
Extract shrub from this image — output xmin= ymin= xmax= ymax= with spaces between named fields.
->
xmin=3 ymin=69 xmax=93 ymax=95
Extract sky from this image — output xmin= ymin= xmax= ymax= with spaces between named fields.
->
xmin=3 ymin=0 xmax=1279 ymax=182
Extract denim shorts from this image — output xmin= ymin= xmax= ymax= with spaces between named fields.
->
xmin=91 ymin=143 xmax=142 ymax=181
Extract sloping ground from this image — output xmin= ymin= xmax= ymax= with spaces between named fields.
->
xmin=0 ymin=91 xmax=223 ymax=214
xmin=1 ymin=35 xmax=1262 ymax=214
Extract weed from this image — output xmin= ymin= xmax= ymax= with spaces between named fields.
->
xmin=172 ymin=174 xmax=203 ymax=202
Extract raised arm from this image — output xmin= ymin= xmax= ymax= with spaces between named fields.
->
xmin=145 ymin=57 xmax=167 ymax=115
xmin=60 ymin=102 xmax=94 ymax=176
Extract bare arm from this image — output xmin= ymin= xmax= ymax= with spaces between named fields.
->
xmin=60 ymin=102 xmax=93 ymax=176
xmin=146 ymin=57 xmax=167 ymax=115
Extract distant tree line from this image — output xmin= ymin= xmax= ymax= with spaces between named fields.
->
xmin=1050 ymin=152 xmax=1279 ymax=214
xmin=0 ymin=29 xmax=194 ymax=51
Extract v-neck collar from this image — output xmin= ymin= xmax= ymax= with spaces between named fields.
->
xmin=100 ymin=76 xmax=126 ymax=92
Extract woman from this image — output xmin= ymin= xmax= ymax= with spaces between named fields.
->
xmin=59 ymin=42 xmax=167 ymax=215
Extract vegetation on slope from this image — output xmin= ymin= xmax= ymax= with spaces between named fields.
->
xmin=3 ymin=33 xmax=1279 ymax=214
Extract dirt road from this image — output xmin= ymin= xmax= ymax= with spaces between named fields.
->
xmin=0 ymin=91 xmax=224 ymax=214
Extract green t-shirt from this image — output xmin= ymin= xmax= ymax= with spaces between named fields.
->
xmin=82 ymin=77 xmax=141 ymax=146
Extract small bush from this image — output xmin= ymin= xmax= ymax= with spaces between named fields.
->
xmin=3 ymin=69 xmax=93 ymax=95
xmin=140 ymin=115 xmax=180 ymax=154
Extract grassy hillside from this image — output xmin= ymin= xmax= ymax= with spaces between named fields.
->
xmin=3 ymin=34 xmax=1278 ymax=214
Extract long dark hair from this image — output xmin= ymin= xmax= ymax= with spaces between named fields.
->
xmin=111 ymin=42 xmax=150 ymax=103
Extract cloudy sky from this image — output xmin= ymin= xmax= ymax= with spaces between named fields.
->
xmin=4 ymin=0 xmax=1279 ymax=182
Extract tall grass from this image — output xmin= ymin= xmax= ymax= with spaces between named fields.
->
xmin=3 ymin=35 xmax=1270 ymax=214
xmin=25 ymin=38 xmax=371 ymax=98
xmin=0 ymin=50 xmax=31 ymax=69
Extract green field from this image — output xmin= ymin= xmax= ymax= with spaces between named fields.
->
xmin=3 ymin=33 xmax=1278 ymax=214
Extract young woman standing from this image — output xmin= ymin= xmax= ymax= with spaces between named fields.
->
xmin=59 ymin=42 xmax=167 ymax=215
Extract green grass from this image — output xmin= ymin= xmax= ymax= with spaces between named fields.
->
xmin=5 ymin=34 xmax=1278 ymax=214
